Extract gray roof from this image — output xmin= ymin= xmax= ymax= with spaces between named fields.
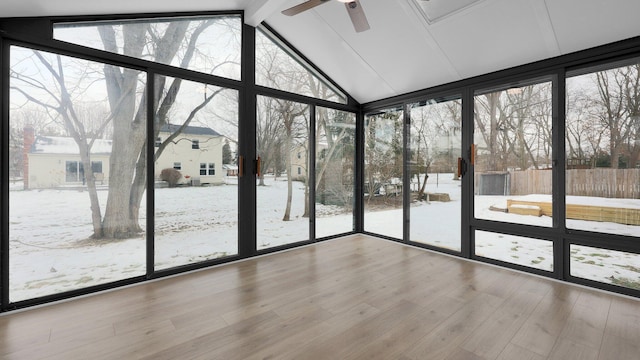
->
xmin=159 ymin=124 xmax=220 ymax=136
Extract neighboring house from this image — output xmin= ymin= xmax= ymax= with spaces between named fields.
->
xmin=223 ymin=164 xmax=238 ymax=177
xmin=154 ymin=124 xmax=224 ymax=186
xmin=290 ymin=144 xmax=308 ymax=181
xmin=289 ymin=142 xmax=332 ymax=182
xmin=24 ymin=129 xmax=112 ymax=189
xmin=24 ymin=124 xmax=224 ymax=189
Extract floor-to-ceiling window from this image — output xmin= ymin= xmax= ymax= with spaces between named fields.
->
xmin=566 ymin=59 xmax=640 ymax=290
xmin=153 ymin=76 xmax=239 ymax=270
xmin=315 ymin=107 xmax=356 ymax=238
xmin=3 ymin=14 xmax=359 ymax=309
xmin=255 ymin=95 xmax=310 ymax=249
xmin=9 ymin=46 xmax=148 ymax=301
xmin=408 ymin=98 xmax=462 ymax=251
xmin=363 ymin=107 xmax=404 ymax=239
xmin=472 ymin=79 xmax=555 ymax=271
xmin=254 ymin=26 xmax=353 ymax=248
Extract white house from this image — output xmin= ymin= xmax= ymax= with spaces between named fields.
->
xmin=24 ymin=124 xmax=224 ymax=189
xmin=154 ymin=124 xmax=224 ymax=186
xmin=23 ymin=126 xmax=112 ymax=189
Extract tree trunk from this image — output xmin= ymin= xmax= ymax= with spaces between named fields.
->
xmin=102 ymin=65 xmax=146 ymax=238
xmin=302 ymin=184 xmax=309 ymax=218
xmin=78 ymin=146 xmax=104 ymax=238
xmin=129 ymin=142 xmax=147 ymax=234
xmin=102 ymin=119 xmax=146 ymax=238
xmin=488 ymin=93 xmax=500 ymax=171
xmin=418 ymin=173 xmax=429 ymax=201
xmin=282 ymin=119 xmax=293 ymax=221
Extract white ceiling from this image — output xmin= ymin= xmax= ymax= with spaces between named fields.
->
xmin=2 ymin=0 xmax=640 ymax=104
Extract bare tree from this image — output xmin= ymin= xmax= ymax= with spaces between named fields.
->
xmin=474 ymin=92 xmax=504 ymax=171
xmin=272 ymin=99 xmax=308 ymax=221
xmin=11 ymin=17 xmax=239 ymax=239
xmin=256 ymin=96 xmax=285 ymax=186
xmin=11 ymin=52 xmax=115 ymax=236
xmin=592 ymin=68 xmax=634 ymax=168
xmin=475 ymin=83 xmax=552 ymax=172
xmin=365 ymin=110 xmax=403 ymax=203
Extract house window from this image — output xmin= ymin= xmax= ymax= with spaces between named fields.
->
xmin=173 ymin=162 xmax=181 ymax=170
xmin=65 ymin=161 xmax=83 ymax=182
xmin=91 ymin=161 xmax=102 ymax=174
xmin=297 ymin=167 xmax=301 ymax=175
xmin=200 ymin=163 xmax=215 ymax=175
xmin=192 ymin=139 xmax=199 ymax=149
xmin=64 ymin=161 xmax=102 ymax=183
xmin=297 ymin=152 xmax=301 ymax=159
xmin=155 ymin=137 xmax=161 ymax=147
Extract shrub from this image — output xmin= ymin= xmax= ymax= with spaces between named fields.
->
xmin=160 ymin=168 xmax=182 ymax=187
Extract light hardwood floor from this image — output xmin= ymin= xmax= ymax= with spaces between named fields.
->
xmin=1 ymin=234 xmax=639 ymax=359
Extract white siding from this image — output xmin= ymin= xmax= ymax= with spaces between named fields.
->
xmin=154 ymin=132 xmax=224 ymax=185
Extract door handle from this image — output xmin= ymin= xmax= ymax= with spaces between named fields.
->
xmin=254 ymin=156 xmax=261 ymax=177
xmin=457 ymin=157 xmax=467 ymax=177
xmin=238 ymin=156 xmax=244 ymax=178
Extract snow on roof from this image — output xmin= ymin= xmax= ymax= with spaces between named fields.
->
xmin=160 ymin=124 xmax=221 ymax=136
xmin=30 ymin=124 xmax=221 ymax=155
xmin=31 ymin=136 xmax=112 ymax=155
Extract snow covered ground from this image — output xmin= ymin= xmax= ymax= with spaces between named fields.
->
xmin=8 ymin=173 xmax=640 ymax=302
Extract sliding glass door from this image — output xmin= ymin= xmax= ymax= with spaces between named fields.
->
xmin=9 ymin=46 xmax=148 ymax=302
xmin=153 ymin=76 xmax=239 ymax=270
xmin=472 ymin=79 xmax=555 ymax=271
xmin=408 ymin=98 xmax=462 ymax=251
xmin=363 ymin=108 xmax=404 ymax=239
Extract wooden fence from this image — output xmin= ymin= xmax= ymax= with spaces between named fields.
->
xmin=509 ymin=168 xmax=640 ymax=199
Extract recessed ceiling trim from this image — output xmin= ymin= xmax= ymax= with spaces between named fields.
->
xmin=399 ymin=0 xmax=462 ymax=80
xmin=531 ymin=0 xmax=561 ymax=55
xmin=413 ymin=0 xmax=487 ymax=25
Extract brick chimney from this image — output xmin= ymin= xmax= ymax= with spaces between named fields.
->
xmin=23 ymin=126 xmax=35 ymax=190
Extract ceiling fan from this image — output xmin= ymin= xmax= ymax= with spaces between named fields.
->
xmin=282 ymin=0 xmax=370 ymax=33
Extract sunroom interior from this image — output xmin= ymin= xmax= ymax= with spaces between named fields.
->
xmin=1 ymin=0 xmax=640 ymax=358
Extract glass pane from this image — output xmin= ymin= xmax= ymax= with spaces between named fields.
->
xmin=409 ymin=99 xmax=462 ymax=251
xmin=364 ymin=108 xmax=404 ymax=239
xmin=474 ymin=81 xmax=553 ymax=227
xmin=9 ymin=46 xmax=146 ymax=302
xmin=54 ymin=15 xmax=241 ymax=80
xmin=571 ymin=245 xmax=640 ymax=290
xmin=475 ymin=230 xmax=554 ymax=271
xmin=256 ymin=96 xmax=310 ymax=249
xmin=566 ymin=63 xmax=640 ymax=237
xmin=316 ymin=108 xmax=356 ymax=238
xmin=255 ymin=27 xmax=347 ymax=104
xmin=154 ymin=76 xmax=239 ymax=270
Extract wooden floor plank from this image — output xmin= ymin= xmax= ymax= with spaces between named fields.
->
xmin=0 ymin=234 xmax=639 ymax=360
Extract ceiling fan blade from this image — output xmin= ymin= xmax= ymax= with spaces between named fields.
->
xmin=282 ymin=0 xmax=331 ymax=16
xmin=344 ymin=0 xmax=370 ymax=32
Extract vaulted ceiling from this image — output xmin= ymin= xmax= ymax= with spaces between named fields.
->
xmin=3 ymin=0 xmax=640 ymax=104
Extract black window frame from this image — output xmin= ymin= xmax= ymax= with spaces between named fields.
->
xmin=3 ymin=9 xmax=640 ymax=313
xmin=0 ymin=11 xmax=359 ymax=312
